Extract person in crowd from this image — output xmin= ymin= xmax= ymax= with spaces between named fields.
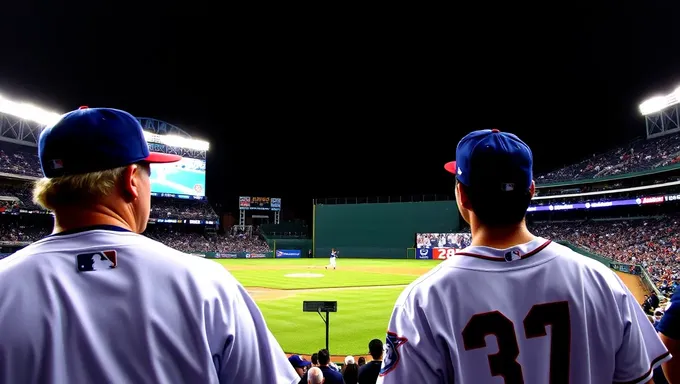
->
xmin=289 ymin=355 xmax=312 ymax=378
xmin=343 ymin=355 xmax=358 ymax=384
xmin=358 ymin=339 xmax=383 ymax=384
xmin=308 ymin=367 xmax=324 ymax=384
xmin=299 ymin=349 xmax=344 ymax=384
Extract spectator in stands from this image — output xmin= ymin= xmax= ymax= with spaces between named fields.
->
xmin=311 ymin=353 xmax=319 ymax=367
xmin=288 ymin=355 xmax=312 ymax=378
xmin=537 ymin=132 xmax=680 ymax=183
xmin=300 ymin=349 xmax=343 ymax=384
xmin=308 ymin=367 xmax=324 ymax=384
xmin=357 ymin=357 xmax=365 ymax=368
xmin=342 ymin=355 xmax=358 ymax=384
xmin=358 ymin=339 xmax=383 ymax=384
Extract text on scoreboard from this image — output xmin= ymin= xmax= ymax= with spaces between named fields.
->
xmin=415 ymin=233 xmax=472 ymax=260
xmin=239 ymin=196 xmax=282 ymax=211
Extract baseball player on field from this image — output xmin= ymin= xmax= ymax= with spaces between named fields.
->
xmin=377 ymin=129 xmax=670 ymax=384
xmin=326 ymin=248 xmax=338 ymax=269
xmin=0 ymin=107 xmax=299 ymax=384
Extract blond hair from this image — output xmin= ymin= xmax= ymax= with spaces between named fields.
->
xmin=33 ymin=166 xmax=128 ymax=211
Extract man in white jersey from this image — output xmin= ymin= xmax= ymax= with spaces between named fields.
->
xmin=326 ymin=248 xmax=338 ymax=269
xmin=377 ymin=128 xmax=670 ymax=384
xmin=0 ymin=107 xmax=299 ymax=384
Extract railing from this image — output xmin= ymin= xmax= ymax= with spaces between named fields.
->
xmin=314 ymin=194 xmax=455 ymax=205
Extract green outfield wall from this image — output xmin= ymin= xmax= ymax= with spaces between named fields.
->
xmin=314 ymin=200 xmax=460 ymax=259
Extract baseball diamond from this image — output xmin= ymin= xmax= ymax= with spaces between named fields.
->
xmin=215 ymin=257 xmax=652 ymax=361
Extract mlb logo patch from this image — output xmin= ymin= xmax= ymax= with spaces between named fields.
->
xmin=504 ymin=249 xmax=522 ymax=262
xmin=501 ymin=183 xmax=515 ymax=191
xmin=50 ymin=159 xmax=64 ymax=170
xmin=76 ymin=250 xmax=117 ymax=272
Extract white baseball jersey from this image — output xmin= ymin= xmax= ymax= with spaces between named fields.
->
xmin=377 ymin=237 xmax=670 ymax=384
xmin=0 ymin=225 xmax=299 ymax=384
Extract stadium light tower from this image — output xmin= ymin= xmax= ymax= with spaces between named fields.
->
xmin=639 ymin=86 xmax=680 ymax=139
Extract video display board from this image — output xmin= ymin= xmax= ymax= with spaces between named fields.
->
xmin=239 ymin=196 xmax=281 ymax=211
xmin=150 ymin=157 xmax=206 ymax=199
xmin=415 ymin=232 xmax=472 ymax=260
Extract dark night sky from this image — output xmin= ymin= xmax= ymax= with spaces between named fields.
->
xmin=2 ymin=3 xmax=680 ymax=222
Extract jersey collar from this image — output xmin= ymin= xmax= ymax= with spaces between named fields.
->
xmin=48 ymin=225 xmax=132 ymax=237
xmin=454 ymin=237 xmax=552 ymax=262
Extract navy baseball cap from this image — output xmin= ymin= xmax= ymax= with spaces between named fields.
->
xmin=444 ymin=129 xmax=533 ymax=193
xmin=288 ymin=355 xmax=312 ymax=368
xmin=38 ymin=107 xmax=181 ymax=178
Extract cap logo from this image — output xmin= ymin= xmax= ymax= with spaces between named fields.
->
xmin=50 ymin=159 xmax=64 ymax=170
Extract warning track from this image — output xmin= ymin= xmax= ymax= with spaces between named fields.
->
xmin=246 ymin=284 xmax=407 ymax=301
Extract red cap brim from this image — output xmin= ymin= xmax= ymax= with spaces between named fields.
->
xmin=444 ymin=161 xmax=457 ymax=174
xmin=144 ymin=152 xmax=182 ymax=163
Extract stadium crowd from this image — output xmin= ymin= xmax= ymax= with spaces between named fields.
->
xmin=531 ymin=217 xmax=680 ymax=291
xmin=143 ymin=226 xmax=270 ymax=253
xmin=0 ymin=221 xmax=271 ymax=253
xmin=0 ymin=141 xmax=42 ymax=178
xmin=149 ymin=198 xmax=218 ymax=220
xmin=537 ymin=131 xmax=680 ymax=183
xmin=288 ymin=339 xmax=386 ymax=384
xmin=0 ymin=221 xmax=49 ymax=242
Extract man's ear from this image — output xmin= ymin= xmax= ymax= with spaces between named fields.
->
xmin=121 ymin=164 xmax=142 ymax=201
xmin=456 ymin=181 xmax=473 ymax=210
xmin=529 ymin=180 xmax=536 ymax=199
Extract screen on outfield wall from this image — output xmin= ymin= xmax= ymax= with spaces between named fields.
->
xmin=415 ymin=233 xmax=472 ymax=260
xmin=150 ymin=157 xmax=206 ymax=198
xmin=416 ymin=233 xmax=472 ymax=249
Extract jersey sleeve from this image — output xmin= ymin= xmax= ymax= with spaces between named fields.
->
xmin=613 ymin=283 xmax=671 ymax=384
xmin=210 ymin=278 xmax=299 ymax=384
xmin=376 ymin=302 xmax=446 ymax=384
xmin=656 ymin=289 xmax=680 ymax=339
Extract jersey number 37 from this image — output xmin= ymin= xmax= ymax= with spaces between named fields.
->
xmin=462 ymin=301 xmax=570 ymax=384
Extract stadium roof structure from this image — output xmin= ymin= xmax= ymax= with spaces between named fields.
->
xmin=0 ymin=92 xmax=209 ymax=159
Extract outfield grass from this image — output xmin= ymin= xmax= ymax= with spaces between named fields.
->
xmin=214 ymin=258 xmax=440 ymax=355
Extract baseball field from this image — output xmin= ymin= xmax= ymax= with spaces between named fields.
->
xmin=215 ymin=258 xmax=438 ymax=358
xmin=215 ymin=258 xmax=650 ymax=360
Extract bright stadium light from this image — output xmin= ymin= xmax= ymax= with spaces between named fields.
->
xmin=0 ymin=90 xmax=209 ymax=150
xmin=0 ymin=93 xmax=62 ymax=126
xmin=143 ymin=132 xmax=210 ymax=151
xmin=639 ymin=86 xmax=680 ymax=115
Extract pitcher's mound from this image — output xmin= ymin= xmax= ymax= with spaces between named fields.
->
xmin=285 ymin=273 xmax=324 ymax=278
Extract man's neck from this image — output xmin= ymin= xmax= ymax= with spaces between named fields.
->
xmin=470 ymin=221 xmax=536 ymax=249
xmin=52 ymin=206 xmax=135 ymax=234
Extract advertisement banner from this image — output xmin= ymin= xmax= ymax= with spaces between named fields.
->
xmin=204 ymin=251 xmax=273 ymax=259
xmin=245 ymin=253 xmax=267 ymax=259
xmin=610 ymin=263 xmax=641 ymax=275
xmin=416 ymin=248 xmax=432 ymax=259
xmin=212 ymin=253 xmax=238 ymax=259
xmin=276 ymin=249 xmax=301 ymax=258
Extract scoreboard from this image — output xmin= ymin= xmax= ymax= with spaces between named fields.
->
xmin=239 ymin=196 xmax=281 ymax=211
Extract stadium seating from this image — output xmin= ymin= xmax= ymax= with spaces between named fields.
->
xmin=0 ymin=139 xmax=270 ymax=254
xmin=537 ymin=131 xmax=680 ymax=183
